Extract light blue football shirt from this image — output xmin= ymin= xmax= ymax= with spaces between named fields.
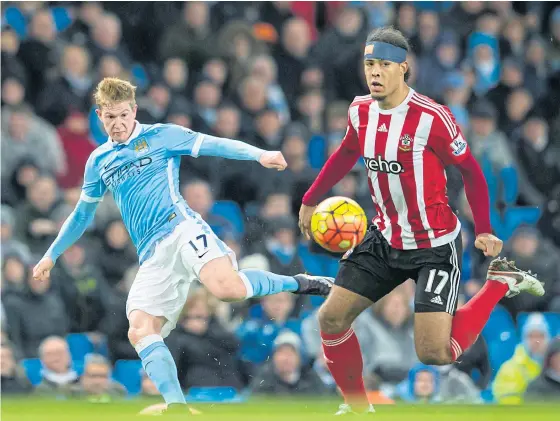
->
xmin=77 ymin=122 xmax=263 ymax=263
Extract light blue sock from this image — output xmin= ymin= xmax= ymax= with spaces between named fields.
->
xmin=239 ymin=269 xmax=299 ymax=297
xmin=137 ymin=335 xmax=186 ymax=405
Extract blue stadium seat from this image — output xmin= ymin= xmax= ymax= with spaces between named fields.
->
xmin=482 ymin=306 xmax=518 ymax=378
xmin=186 ymin=386 xmax=246 ymax=403
xmin=4 ymin=7 xmax=27 ymax=39
xmin=113 ymin=359 xmax=143 ymax=395
xmin=51 ymin=7 xmax=72 ymax=32
xmin=21 ymin=359 xmax=43 ymax=386
xmin=66 ymin=333 xmax=94 ymax=364
xmin=517 ymin=312 xmax=560 ymax=337
xmin=211 ymin=201 xmax=245 ymax=236
xmin=308 ymin=135 xmax=326 ymax=169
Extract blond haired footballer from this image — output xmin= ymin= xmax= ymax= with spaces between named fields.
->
xmin=34 ymin=78 xmax=333 ymax=414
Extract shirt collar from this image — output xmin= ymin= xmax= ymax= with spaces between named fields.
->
xmin=109 ymin=121 xmax=142 ymax=147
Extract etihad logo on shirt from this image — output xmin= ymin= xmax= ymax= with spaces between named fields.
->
xmin=364 ymin=155 xmax=404 ymax=174
xmin=103 ymin=157 xmax=153 ymax=190
xmin=133 ymin=138 xmax=149 ymax=155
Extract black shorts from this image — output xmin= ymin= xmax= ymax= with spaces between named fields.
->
xmin=336 ymin=226 xmax=463 ymax=314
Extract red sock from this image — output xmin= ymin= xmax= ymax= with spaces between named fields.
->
xmin=321 ymin=328 xmax=369 ymax=407
xmin=450 ymin=279 xmax=509 ymax=360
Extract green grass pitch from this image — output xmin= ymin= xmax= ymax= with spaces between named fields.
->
xmin=2 ymin=398 xmax=560 ymax=421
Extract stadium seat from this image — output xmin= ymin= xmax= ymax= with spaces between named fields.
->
xmin=211 ymin=201 xmax=245 ymax=236
xmin=517 ymin=312 xmax=560 ymax=337
xmin=113 ymin=360 xmax=143 ymax=395
xmin=4 ymin=7 xmax=27 ymax=39
xmin=51 ymin=7 xmax=72 ymax=32
xmin=308 ymin=135 xmax=326 ymax=169
xmin=482 ymin=306 xmax=518 ymax=378
xmin=21 ymin=359 xmax=43 ymax=386
xmin=66 ymin=333 xmax=94 ymax=364
xmin=186 ymin=386 xmax=246 ymax=403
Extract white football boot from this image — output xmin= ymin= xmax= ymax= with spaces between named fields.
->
xmin=487 ymin=257 xmax=545 ymax=298
xmin=334 ymin=403 xmax=376 ymax=415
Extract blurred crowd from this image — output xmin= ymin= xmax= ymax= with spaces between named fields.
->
xmin=1 ymin=0 xmax=560 ymax=405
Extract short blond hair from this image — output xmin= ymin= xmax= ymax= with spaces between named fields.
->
xmin=94 ymin=77 xmax=137 ymax=109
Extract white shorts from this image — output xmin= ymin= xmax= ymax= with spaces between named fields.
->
xmin=126 ymin=220 xmax=237 ymax=338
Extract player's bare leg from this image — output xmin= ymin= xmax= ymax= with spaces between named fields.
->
xmin=128 ymin=310 xmax=190 ymax=413
xmin=414 ymin=312 xmax=454 ymax=365
xmin=318 ymin=285 xmax=375 ymax=414
xmin=198 ymin=255 xmax=333 ymax=301
xmin=414 ymin=258 xmax=545 ymax=365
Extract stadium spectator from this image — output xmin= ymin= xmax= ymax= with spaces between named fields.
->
xmin=1 ymin=206 xmax=31 ymax=261
xmin=191 ymin=78 xmax=221 ymax=131
xmin=503 ymin=87 xmax=534 ymax=136
xmin=63 ymin=2 xmax=104 ymax=47
xmin=16 ymin=9 xmax=61 ymax=102
xmin=36 ymin=44 xmax=94 ymax=126
xmin=100 ymin=266 xmax=137 ymax=363
xmin=398 ymin=364 xmax=441 ymax=403
xmin=363 ymin=289 xmax=417 ymax=386
xmin=162 ymin=58 xmax=189 ymax=97
xmin=493 ymin=313 xmax=550 ymax=404
xmin=237 ymin=292 xmax=301 ymax=365
xmin=159 ymin=1 xmax=213 ymax=70
xmin=498 ymin=227 xmax=560 ymax=317
xmin=1 ymin=28 xmax=26 ymax=87
xmin=56 ymin=112 xmax=96 ymax=189
xmin=1 ymin=105 xmax=66 ymax=181
xmin=89 ymin=13 xmax=132 ymax=67
xmin=136 ymin=81 xmax=172 ymax=124
xmin=74 ymin=354 xmax=126 ymax=400
xmin=250 ymin=330 xmax=330 ymax=396
xmin=181 ymin=179 xmax=234 ymax=240
xmin=262 ymin=216 xmax=305 ymax=276
xmin=2 ymin=264 xmax=68 ymax=358
xmin=96 ymin=219 xmax=136 ymax=287
xmin=0 ymin=344 xmax=32 ymax=395
xmin=253 ymin=108 xmax=283 ymax=149
xmin=51 ymin=238 xmax=113 ymax=333
xmin=201 ymin=58 xmax=228 ymax=89
xmin=454 ymin=335 xmax=492 ymax=390
xmin=1 ymin=77 xmax=26 ymax=107
xmin=525 ymin=337 xmax=560 ymax=402
xmin=1 ymin=253 xmax=27 ymax=297
xmin=274 ymin=17 xmax=312 ymax=103
xmin=35 ymin=336 xmax=80 ymax=395
xmin=167 ymin=288 xmax=247 ymax=391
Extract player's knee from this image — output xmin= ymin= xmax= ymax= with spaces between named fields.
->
xmin=318 ymin=305 xmax=352 ymax=334
xmin=417 ymin=347 xmax=453 ymax=366
xmin=127 ymin=311 xmax=162 ymax=346
xmin=205 ymin=273 xmax=246 ymax=302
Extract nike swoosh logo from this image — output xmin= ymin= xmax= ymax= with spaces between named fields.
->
xmin=197 ymin=250 xmax=209 ymax=259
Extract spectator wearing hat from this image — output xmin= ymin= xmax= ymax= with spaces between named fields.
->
xmin=493 ymin=313 xmax=550 ymax=404
xmin=250 ymin=330 xmax=330 ymax=396
xmin=416 ymin=31 xmax=462 ymax=101
xmin=486 ymin=57 xmax=525 ymax=119
xmin=525 ymin=337 xmax=560 ymax=402
xmin=263 ymin=216 xmax=305 ymax=276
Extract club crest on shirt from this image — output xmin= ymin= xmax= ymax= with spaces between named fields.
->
xmin=133 ymin=138 xmax=149 ymax=155
xmin=399 ymin=134 xmax=413 ymax=152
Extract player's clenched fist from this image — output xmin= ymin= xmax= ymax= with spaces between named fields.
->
xmin=259 ymin=151 xmax=287 ymax=171
xmin=33 ymin=256 xmax=54 ymax=282
xmin=298 ymin=204 xmax=317 ymax=240
xmin=474 ymin=233 xmax=503 ymax=257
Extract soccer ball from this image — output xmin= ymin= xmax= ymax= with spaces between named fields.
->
xmin=310 ymin=196 xmax=368 ymax=253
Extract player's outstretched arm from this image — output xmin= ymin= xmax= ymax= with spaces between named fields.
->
xmin=198 ymin=134 xmax=287 ymax=170
xmin=456 ymin=154 xmax=502 ymax=257
xmin=33 ymin=200 xmax=99 ymax=281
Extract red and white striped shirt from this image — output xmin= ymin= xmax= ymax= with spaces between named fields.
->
xmin=343 ymin=88 xmax=470 ymax=250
